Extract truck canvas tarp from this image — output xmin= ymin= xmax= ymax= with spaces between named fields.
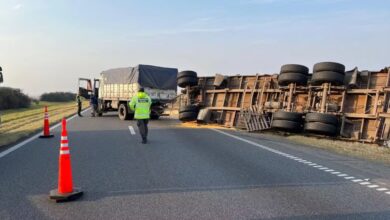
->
xmin=100 ymin=64 xmax=178 ymax=90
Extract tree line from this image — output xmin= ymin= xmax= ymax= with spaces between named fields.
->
xmin=0 ymin=87 xmax=76 ymax=110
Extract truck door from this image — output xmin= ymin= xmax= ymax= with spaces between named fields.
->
xmin=78 ymin=78 xmax=92 ymax=99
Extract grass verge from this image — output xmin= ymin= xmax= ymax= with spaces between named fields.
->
xmin=0 ymin=101 xmax=88 ymax=148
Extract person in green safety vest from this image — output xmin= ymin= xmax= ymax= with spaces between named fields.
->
xmin=129 ymin=88 xmax=152 ymax=144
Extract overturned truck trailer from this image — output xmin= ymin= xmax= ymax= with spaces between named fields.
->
xmin=179 ymin=63 xmax=390 ymax=145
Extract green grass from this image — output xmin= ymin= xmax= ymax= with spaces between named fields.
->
xmin=0 ymin=101 xmax=88 ymax=147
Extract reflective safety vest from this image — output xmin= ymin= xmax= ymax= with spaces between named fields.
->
xmin=129 ymin=92 xmax=152 ymax=119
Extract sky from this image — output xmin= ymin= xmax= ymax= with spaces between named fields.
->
xmin=1 ymin=0 xmax=390 ymax=96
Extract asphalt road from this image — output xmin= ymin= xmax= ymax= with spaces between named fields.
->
xmin=0 ymin=111 xmax=389 ymax=220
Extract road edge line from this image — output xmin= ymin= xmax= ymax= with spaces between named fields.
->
xmin=0 ymin=108 xmax=90 ymax=159
xmin=210 ymin=128 xmax=390 ymax=197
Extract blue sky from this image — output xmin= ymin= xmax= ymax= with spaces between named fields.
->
xmin=1 ymin=0 xmax=389 ymax=95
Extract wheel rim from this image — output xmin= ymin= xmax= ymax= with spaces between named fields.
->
xmin=119 ymin=106 xmax=125 ymax=117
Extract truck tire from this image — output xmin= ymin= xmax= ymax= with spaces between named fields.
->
xmin=179 ymin=105 xmax=199 ymax=113
xmin=178 ymin=77 xmax=198 ymax=88
xmin=118 ymin=103 xmax=130 ymax=120
xmin=179 ymin=111 xmax=198 ymax=121
xmin=273 ymin=111 xmax=303 ymax=122
xmin=178 ymin=70 xmax=197 ymax=78
xmin=304 ymin=122 xmax=337 ymax=136
xmin=278 ymin=72 xmax=308 ymax=86
xmin=310 ymin=71 xmax=345 ymax=85
xmin=313 ymin=62 xmax=345 ymax=74
xmin=271 ymin=120 xmax=302 ymax=131
xmin=150 ymin=114 xmax=160 ymax=120
xmin=178 ymin=71 xmax=198 ymax=88
xmin=280 ymin=64 xmax=309 ymax=74
xmin=305 ymin=113 xmax=338 ymax=125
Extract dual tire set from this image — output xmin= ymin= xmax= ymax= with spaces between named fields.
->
xmin=177 ymin=71 xmax=199 ymax=122
xmin=271 ymin=111 xmax=338 ymax=136
xmin=278 ymin=62 xmax=346 ymax=86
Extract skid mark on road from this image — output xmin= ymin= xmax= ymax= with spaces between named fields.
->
xmin=211 ymin=128 xmax=390 ymax=197
xmin=128 ymin=126 xmax=136 ymax=135
xmin=0 ymin=108 xmax=90 ymax=159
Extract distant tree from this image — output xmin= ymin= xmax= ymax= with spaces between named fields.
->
xmin=40 ymin=92 xmax=76 ymax=102
xmin=0 ymin=87 xmax=31 ymax=110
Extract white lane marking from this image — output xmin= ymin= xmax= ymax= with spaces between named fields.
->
xmin=128 ymin=126 xmax=136 ymax=135
xmin=0 ymin=108 xmax=90 ymax=159
xmin=377 ymin=188 xmax=388 ymax=191
xmin=211 ymin=129 xmax=390 ymax=197
xmin=360 ymin=182 xmax=371 ymax=185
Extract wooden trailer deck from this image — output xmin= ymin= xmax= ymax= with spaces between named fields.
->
xmin=185 ymin=67 xmax=390 ymax=144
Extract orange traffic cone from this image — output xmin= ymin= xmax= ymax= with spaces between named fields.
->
xmin=49 ymin=118 xmax=83 ymax=202
xmin=39 ymin=106 xmax=54 ymax=138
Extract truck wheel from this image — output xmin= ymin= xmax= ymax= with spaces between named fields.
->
xmin=151 ymin=114 xmax=160 ymax=120
xmin=178 ymin=77 xmax=198 ymax=88
xmin=313 ymin=62 xmax=345 ymax=74
xmin=179 ymin=111 xmax=198 ymax=121
xmin=310 ymin=71 xmax=345 ymax=85
xmin=280 ymin=64 xmax=309 ymax=74
xmin=304 ymin=122 xmax=337 ymax=136
xmin=273 ymin=111 xmax=303 ymax=122
xmin=178 ymin=70 xmax=197 ymax=78
xmin=278 ymin=72 xmax=308 ymax=86
xmin=305 ymin=113 xmax=339 ymax=125
xmin=271 ymin=120 xmax=302 ymax=131
xmin=178 ymin=71 xmax=198 ymax=88
xmin=179 ymin=105 xmax=199 ymax=113
xmin=118 ymin=104 xmax=130 ymax=120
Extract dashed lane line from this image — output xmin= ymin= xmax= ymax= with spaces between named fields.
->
xmin=211 ymin=128 xmax=390 ymax=197
xmin=128 ymin=126 xmax=136 ymax=135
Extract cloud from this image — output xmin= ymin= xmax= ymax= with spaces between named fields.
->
xmin=13 ymin=3 xmax=23 ymax=10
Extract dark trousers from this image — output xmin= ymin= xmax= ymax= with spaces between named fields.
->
xmin=91 ymin=104 xmax=97 ymax=116
xmin=77 ymin=103 xmax=82 ymax=116
xmin=137 ymin=119 xmax=149 ymax=140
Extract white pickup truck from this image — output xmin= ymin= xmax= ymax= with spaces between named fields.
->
xmin=79 ymin=64 xmax=178 ymax=120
